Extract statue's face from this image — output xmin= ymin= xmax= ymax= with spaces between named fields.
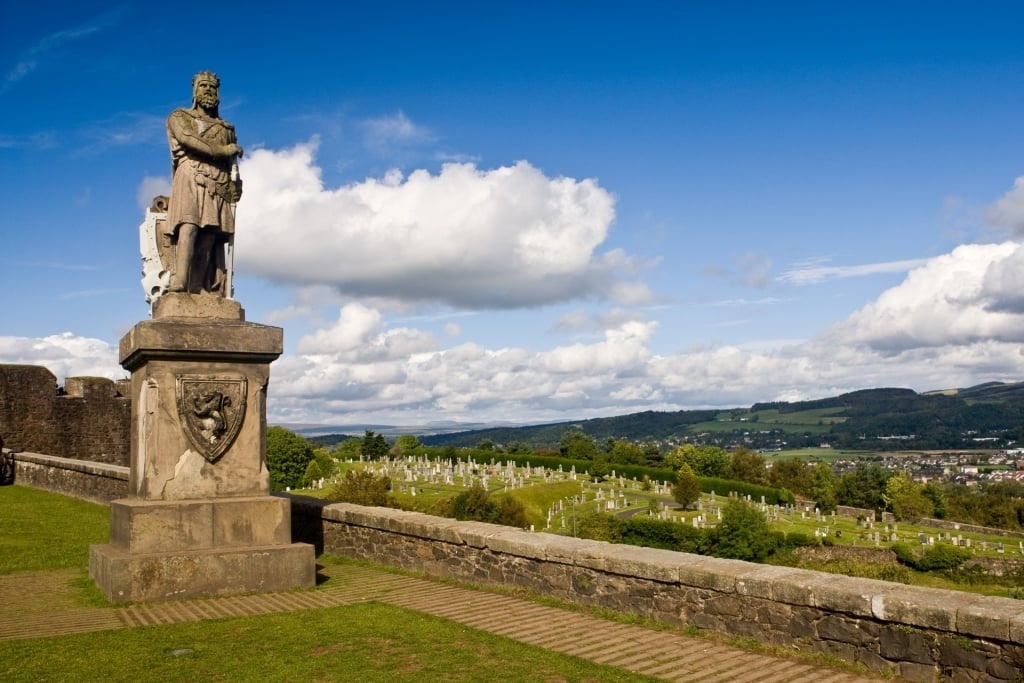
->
xmin=194 ymin=78 xmax=219 ymax=109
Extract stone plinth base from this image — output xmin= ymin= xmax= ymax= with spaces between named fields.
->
xmin=94 ymin=308 xmax=315 ymax=602
xmin=90 ymin=541 xmax=315 ymax=603
xmin=109 ymin=496 xmax=293 ymax=553
xmin=91 ymin=495 xmax=315 ymax=603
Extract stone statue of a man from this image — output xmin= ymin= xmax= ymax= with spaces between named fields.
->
xmin=166 ymin=71 xmax=243 ymax=295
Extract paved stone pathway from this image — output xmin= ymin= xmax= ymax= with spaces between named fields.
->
xmin=0 ymin=563 xmax=885 ymax=682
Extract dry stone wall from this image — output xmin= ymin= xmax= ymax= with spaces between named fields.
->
xmin=306 ymin=502 xmax=1024 ymax=683
xmin=0 ymin=365 xmax=130 ymax=465
xmin=10 ymin=451 xmax=128 ymax=503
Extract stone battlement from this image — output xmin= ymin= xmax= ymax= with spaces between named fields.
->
xmin=0 ymin=365 xmax=130 ymax=465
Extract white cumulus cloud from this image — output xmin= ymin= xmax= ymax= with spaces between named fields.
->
xmin=826 ymin=242 xmax=1024 ymax=351
xmin=235 ymin=142 xmax=635 ymax=309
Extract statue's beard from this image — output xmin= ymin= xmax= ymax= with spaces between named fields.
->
xmin=196 ymin=92 xmax=219 ymax=110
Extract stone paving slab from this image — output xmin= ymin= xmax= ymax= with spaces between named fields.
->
xmin=0 ymin=563 xmax=886 ymax=682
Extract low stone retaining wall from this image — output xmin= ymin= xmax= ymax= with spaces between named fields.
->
xmin=7 ymin=450 xmax=128 ymax=503
xmin=10 ymin=458 xmax=1024 ymax=681
xmin=918 ymin=517 xmax=1024 ymax=541
xmin=302 ymin=502 xmax=1024 ymax=682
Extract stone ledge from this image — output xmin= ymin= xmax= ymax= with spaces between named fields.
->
xmin=12 ymin=451 xmax=128 ymax=480
xmin=119 ymin=318 xmax=283 ymax=369
xmin=319 ymin=504 xmax=1024 ymax=644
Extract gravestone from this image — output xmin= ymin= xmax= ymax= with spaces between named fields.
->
xmin=89 ymin=72 xmax=315 ymax=603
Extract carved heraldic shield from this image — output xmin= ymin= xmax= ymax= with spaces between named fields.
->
xmin=176 ymin=375 xmax=247 ymax=462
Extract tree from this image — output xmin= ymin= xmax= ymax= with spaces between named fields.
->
xmin=705 ymin=500 xmax=778 ymax=562
xmin=506 ymin=441 xmax=534 ymax=455
xmin=726 ymin=447 xmax=767 ymax=484
xmin=608 ymin=439 xmax=645 ymax=465
xmin=666 ymin=444 xmax=730 ymax=478
xmin=392 ymin=434 xmax=423 ymax=457
xmin=311 ymin=447 xmax=336 ymax=479
xmin=448 ymin=482 xmax=529 ymax=528
xmin=921 ymin=481 xmax=947 ymax=519
xmin=361 ymin=430 xmax=390 ymax=460
xmin=559 ymin=428 xmax=600 ymax=460
xmin=496 ymin=496 xmax=529 ymax=528
xmin=329 ymin=470 xmax=393 ymax=506
xmin=837 ymin=463 xmax=890 ymax=513
xmin=882 ymin=472 xmax=934 ymax=521
xmin=768 ymin=458 xmax=811 ymax=494
xmin=671 ymin=464 xmax=701 ymax=509
xmin=334 ymin=437 xmax=362 ymax=460
xmin=266 ymin=426 xmax=315 ymax=490
xmin=807 ymin=462 xmax=838 ymax=512
xmin=303 ymin=459 xmax=324 ymax=487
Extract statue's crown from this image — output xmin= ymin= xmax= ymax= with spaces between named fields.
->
xmin=192 ymin=71 xmax=220 ymax=88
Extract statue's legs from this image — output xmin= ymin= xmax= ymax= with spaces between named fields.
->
xmin=170 ymin=223 xmax=198 ymax=292
xmin=169 ymin=224 xmax=224 ymax=294
xmin=194 ymin=229 xmax=220 ymax=292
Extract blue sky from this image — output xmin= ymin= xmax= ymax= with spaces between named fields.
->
xmin=5 ymin=2 xmax=1024 ymax=427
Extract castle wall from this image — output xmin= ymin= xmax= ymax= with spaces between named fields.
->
xmin=292 ymin=500 xmax=1024 ymax=682
xmin=0 ymin=365 xmax=130 ymax=465
xmin=8 ymin=453 xmax=1024 ymax=681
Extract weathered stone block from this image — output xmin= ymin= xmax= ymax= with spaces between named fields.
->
xmin=602 ymin=545 xmax=680 ymax=583
xmin=877 ymin=625 xmax=935 ymax=663
xmin=560 ymin=537 xmax=612 ymax=570
xmin=457 ymin=520 xmax=503 ymax=548
xmin=90 ymin=542 xmax=315 ymax=603
xmin=735 ymin=564 xmax=803 ymax=600
xmin=110 ymin=499 xmax=214 ymax=552
xmin=897 ymin=661 xmax=939 ymax=683
xmin=771 ymin=569 xmax=833 ymax=606
xmin=809 ymin=575 xmax=883 ymax=617
xmin=938 ymin=634 xmax=992 ymax=673
xmin=676 ymin=555 xmax=747 ymax=592
xmin=818 ymin=614 xmax=875 ymax=646
xmin=987 ymin=656 xmax=1022 ymax=680
xmin=957 ymin=595 xmax=1018 ymax=641
xmin=871 ymin=584 xmax=965 ymax=631
xmin=485 ymin=528 xmax=552 ymax=560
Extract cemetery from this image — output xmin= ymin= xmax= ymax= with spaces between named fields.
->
xmin=308 ymin=453 xmax=1024 ymax=576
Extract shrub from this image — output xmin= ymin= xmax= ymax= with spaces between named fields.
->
xmin=496 ymin=495 xmax=529 ymax=528
xmin=450 ymin=483 xmax=491 ymax=520
xmin=617 ymin=516 xmax=701 ymax=552
xmin=328 ymin=470 xmax=394 ymax=506
xmin=704 ymin=500 xmax=779 ymax=562
xmin=445 ymin=483 xmax=530 ymax=528
xmin=891 ymin=542 xmax=972 ymax=571
xmin=783 ymin=531 xmax=819 ymax=548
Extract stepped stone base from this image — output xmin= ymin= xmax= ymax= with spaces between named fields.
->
xmin=90 ymin=540 xmax=315 ymax=603
xmin=109 ymin=496 xmax=293 ymax=553
xmin=91 ymin=495 xmax=314 ymax=603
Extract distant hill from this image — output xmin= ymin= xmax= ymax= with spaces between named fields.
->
xmin=407 ymin=382 xmax=1024 ymax=451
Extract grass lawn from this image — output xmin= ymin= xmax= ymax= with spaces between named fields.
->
xmin=0 ymin=603 xmax=656 ymax=683
xmin=0 ymin=485 xmax=110 ymax=573
xmin=0 ymin=485 xmax=658 ymax=682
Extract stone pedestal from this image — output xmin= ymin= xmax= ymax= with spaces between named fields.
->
xmin=90 ymin=293 xmax=315 ymax=603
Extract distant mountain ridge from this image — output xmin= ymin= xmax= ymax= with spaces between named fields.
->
xmin=296 ymin=382 xmax=1024 ymax=451
xmin=409 ymin=382 xmax=1024 ymax=451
